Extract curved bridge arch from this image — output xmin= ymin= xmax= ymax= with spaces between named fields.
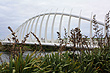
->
xmin=6 ymin=12 xmax=104 ymax=44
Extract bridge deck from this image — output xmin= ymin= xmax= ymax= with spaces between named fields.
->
xmin=1 ymin=41 xmax=98 ymax=49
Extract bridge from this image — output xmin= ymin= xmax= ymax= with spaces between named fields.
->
xmin=1 ymin=11 xmax=105 ymax=47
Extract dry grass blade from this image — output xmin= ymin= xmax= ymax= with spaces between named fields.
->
xmin=31 ymin=32 xmax=42 ymax=50
xmin=22 ymin=33 xmax=30 ymax=43
xmin=57 ymin=28 xmax=67 ymax=53
xmin=8 ymin=26 xmax=13 ymax=32
xmin=92 ymin=14 xmax=103 ymax=48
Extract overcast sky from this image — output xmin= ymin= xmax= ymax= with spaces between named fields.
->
xmin=0 ymin=0 xmax=110 ymax=40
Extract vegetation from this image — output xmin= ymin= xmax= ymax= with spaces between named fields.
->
xmin=0 ymin=11 xmax=110 ymax=73
xmin=0 ymin=47 xmax=110 ymax=73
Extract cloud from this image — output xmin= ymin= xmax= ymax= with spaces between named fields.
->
xmin=0 ymin=0 xmax=110 ymax=40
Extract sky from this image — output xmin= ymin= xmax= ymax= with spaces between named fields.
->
xmin=0 ymin=0 xmax=110 ymax=40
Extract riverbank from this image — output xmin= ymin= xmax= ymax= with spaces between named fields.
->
xmin=0 ymin=44 xmax=98 ymax=52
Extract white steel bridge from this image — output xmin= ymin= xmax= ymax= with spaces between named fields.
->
xmin=1 ymin=11 xmax=105 ymax=47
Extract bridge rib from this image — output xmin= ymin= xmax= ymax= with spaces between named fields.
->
xmin=59 ymin=9 xmax=65 ymax=36
xmin=39 ymin=14 xmax=45 ymax=41
xmin=16 ymin=25 xmax=22 ymax=36
xmin=19 ymin=23 xmax=25 ymax=42
xmin=22 ymin=21 xmax=28 ymax=40
xmin=29 ymin=17 xmax=36 ymax=42
xmin=26 ymin=19 xmax=32 ymax=41
xmin=34 ymin=15 xmax=40 ymax=42
xmin=78 ymin=11 xmax=82 ymax=29
xmin=67 ymin=9 xmax=73 ymax=37
xmin=45 ymin=13 xmax=51 ymax=43
xmin=51 ymin=12 xmax=57 ymax=43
